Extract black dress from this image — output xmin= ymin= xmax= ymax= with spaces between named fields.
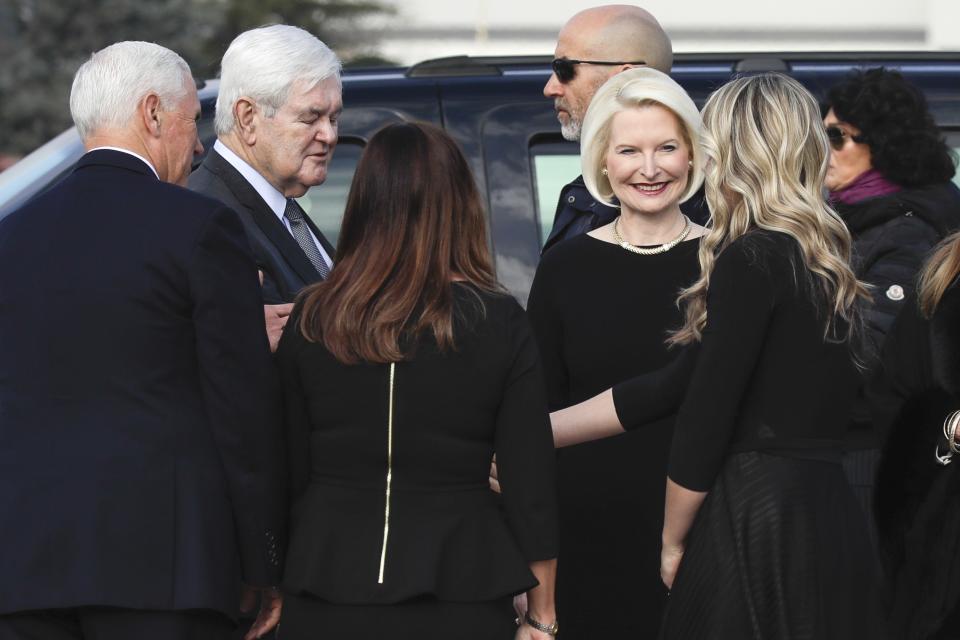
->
xmin=871 ymin=283 xmax=960 ymax=639
xmin=526 ymin=233 xmax=701 ymax=638
xmin=274 ymin=285 xmax=558 ymax=639
xmin=613 ymin=231 xmax=885 ymax=639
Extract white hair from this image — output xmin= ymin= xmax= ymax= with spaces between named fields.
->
xmin=214 ymin=25 xmax=342 ymax=136
xmin=580 ymin=67 xmax=704 ymax=206
xmin=70 ymin=41 xmax=192 ymax=141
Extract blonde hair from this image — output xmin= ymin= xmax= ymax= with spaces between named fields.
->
xmin=580 ymin=67 xmax=704 ymax=207
xmin=919 ymin=231 xmax=960 ymax=317
xmin=670 ymin=73 xmax=869 ymax=346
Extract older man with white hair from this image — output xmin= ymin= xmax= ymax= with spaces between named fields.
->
xmin=0 ymin=41 xmax=284 ymax=640
xmin=190 ymin=25 xmax=342 ymax=350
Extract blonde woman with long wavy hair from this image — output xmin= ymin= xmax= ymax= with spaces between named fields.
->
xmin=549 ymin=73 xmax=885 ymax=638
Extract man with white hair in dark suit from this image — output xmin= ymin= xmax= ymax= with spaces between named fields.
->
xmin=0 ymin=41 xmax=284 ymax=640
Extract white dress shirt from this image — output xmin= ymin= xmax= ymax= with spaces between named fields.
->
xmin=214 ymin=140 xmax=332 ymax=268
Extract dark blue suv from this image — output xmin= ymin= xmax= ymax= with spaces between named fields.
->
xmin=2 ymin=52 xmax=959 ymax=303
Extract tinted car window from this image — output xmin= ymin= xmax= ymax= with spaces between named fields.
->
xmin=946 ymin=130 xmax=960 ymax=190
xmin=530 ymin=141 xmax=580 ymax=248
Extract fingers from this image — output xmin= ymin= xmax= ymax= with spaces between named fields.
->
xmin=513 ymin=593 xmax=528 ymax=619
xmin=271 ymin=303 xmax=294 ymax=318
xmin=489 ymin=458 xmax=501 ymax=494
xmin=264 ymin=304 xmax=295 ymax=353
xmin=244 ymin=589 xmax=283 ymax=640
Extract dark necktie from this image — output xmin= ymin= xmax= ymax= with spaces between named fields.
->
xmin=283 ymin=199 xmax=331 ymax=279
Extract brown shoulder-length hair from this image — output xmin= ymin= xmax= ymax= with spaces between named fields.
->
xmin=297 ymin=121 xmax=499 ymax=364
xmin=919 ymin=231 xmax=960 ymax=318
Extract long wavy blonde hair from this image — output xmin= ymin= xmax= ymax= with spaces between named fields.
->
xmin=669 ymin=73 xmax=870 ymax=346
xmin=919 ymin=231 xmax=960 ymax=318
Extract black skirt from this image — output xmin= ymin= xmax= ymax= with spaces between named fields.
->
xmin=660 ymin=451 xmax=886 ymax=640
xmin=278 ymin=593 xmax=517 ymax=640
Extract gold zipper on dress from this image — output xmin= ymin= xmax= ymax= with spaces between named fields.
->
xmin=377 ymin=362 xmax=396 ymax=584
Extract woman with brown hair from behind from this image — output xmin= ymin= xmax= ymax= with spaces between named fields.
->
xmin=274 ymin=121 xmax=559 ymax=640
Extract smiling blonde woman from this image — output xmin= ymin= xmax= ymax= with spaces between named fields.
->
xmin=526 ymin=67 xmax=705 ymax=638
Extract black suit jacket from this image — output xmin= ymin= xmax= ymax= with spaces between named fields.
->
xmin=0 ymin=150 xmax=284 ymax=618
xmin=189 ymin=149 xmax=333 ymax=303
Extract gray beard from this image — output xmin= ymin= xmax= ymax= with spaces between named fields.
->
xmin=560 ymin=117 xmax=582 ymax=141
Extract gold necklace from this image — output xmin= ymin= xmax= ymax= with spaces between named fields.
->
xmin=612 ymin=215 xmax=692 ymax=255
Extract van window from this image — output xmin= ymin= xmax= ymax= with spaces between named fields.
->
xmin=530 ymin=141 xmax=580 ymax=248
xmin=947 ymin=131 xmax=960 ymax=191
xmin=297 ymin=141 xmax=363 ymax=249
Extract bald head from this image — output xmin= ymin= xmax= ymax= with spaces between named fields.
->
xmin=545 ymin=5 xmax=673 ymax=141
xmin=562 ymin=5 xmax=672 ymax=73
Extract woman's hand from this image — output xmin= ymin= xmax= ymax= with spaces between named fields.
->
xmin=660 ymin=542 xmax=685 ymax=591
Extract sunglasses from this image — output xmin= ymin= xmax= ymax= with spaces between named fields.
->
xmin=551 ymin=58 xmax=647 ymax=83
xmin=825 ymin=125 xmax=864 ymax=151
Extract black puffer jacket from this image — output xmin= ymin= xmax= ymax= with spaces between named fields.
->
xmin=838 ymin=182 xmax=960 ymax=449
xmin=837 ymin=182 xmax=960 ymax=360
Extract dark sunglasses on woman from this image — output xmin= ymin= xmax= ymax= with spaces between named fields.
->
xmin=551 ymin=58 xmax=646 ymax=83
xmin=825 ymin=125 xmax=864 ymax=151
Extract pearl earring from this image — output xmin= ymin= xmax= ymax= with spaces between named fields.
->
xmin=601 ymin=167 xmax=608 ymax=176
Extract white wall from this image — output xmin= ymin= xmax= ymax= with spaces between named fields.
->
xmin=370 ymin=0 xmax=955 ymax=66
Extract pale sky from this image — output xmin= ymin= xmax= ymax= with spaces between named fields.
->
xmin=374 ymin=0 xmax=959 ymax=65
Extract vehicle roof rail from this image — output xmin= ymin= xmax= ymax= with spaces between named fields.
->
xmin=402 ymin=51 xmax=960 ymax=79
xmin=735 ymin=57 xmax=789 ymax=73
xmin=406 ymin=55 xmax=552 ymax=77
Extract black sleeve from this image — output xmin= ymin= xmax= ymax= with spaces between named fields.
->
xmin=667 ymin=241 xmax=778 ymax=491
xmin=494 ymin=301 xmax=559 ymax=561
xmin=866 ymin=291 xmax=933 ymax=442
xmin=611 ymin=344 xmax=699 ymax=429
xmin=188 ymin=205 xmax=285 ymax=587
xmin=526 ymin=257 xmax=571 ymax=410
xmin=275 ymin=306 xmax=312 ymax=501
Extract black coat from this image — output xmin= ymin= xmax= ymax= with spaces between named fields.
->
xmin=871 ymin=283 xmax=960 ymax=639
xmin=838 ymin=182 xmax=960 ymax=448
xmin=275 ymin=287 xmax=558 ymax=604
xmin=0 ymin=150 xmax=285 ymax=619
xmin=189 ymin=148 xmax=334 ymax=304
xmin=838 ymin=182 xmax=960 ymax=359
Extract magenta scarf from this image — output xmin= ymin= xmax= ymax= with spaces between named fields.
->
xmin=830 ymin=169 xmax=901 ymax=205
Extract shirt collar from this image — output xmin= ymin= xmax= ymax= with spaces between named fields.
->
xmin=88 ymin=146 xmax=159 ymax=179
xmin=214 ymin=140 xmax=288 ymax=219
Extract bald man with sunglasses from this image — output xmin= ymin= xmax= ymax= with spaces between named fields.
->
xmin=542 ymin=5 xmax=703 ymax=253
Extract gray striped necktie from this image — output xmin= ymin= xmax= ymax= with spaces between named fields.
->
xmin=283 ymin=199 xmax=330 ymax=279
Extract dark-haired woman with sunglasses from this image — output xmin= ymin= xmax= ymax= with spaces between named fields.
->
xmin=823 ymin=68 xmax=960 ymax=545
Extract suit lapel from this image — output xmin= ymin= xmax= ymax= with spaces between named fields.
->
xmin=203 ymin=150 xmax=322 ymax=283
